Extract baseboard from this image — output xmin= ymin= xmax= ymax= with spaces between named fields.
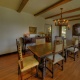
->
xmin=0 ymin=51 xmax=17 ymax=57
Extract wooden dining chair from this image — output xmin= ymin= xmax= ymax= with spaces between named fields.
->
xmin=16 ymin=39 xmax=20 ymax=60
xmin=55 ymin=36 xmax=67 ymax=61
xmin=36 ymin=38 xmax=45 ymax=45
xmin=67 ymin=38 xmax=79 ymax=61
xmin=19 ymin=37 xmax=26 ymax=55
xmin=46 ymin=40 xmax=64 ymax=78
xmin=17 ymin=42 xmax=39 ymax=80
xmin=55 ymin=36 xmax=64 ymax=41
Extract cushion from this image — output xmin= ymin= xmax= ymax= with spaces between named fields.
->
xmin=67 ymin=47 xmax=79 ymax=53
xmin=19 ymin=56 xmax=39 ymax=72
xmin=47 ymin=54 xmax=64 ymax=64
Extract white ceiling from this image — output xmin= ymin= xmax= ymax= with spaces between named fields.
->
xmin=0 ymin=0 xmax=22 ymax=10
xmin=23 ymin=0 xmax=60 ymax=14
xmin=0 ymin=0 xmax=80 ymax=21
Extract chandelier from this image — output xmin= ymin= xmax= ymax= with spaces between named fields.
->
xmin=54 ymin=8 xmax=68 ymax=26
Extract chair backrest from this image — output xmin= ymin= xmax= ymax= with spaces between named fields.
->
xmin=36 ymin=38 xmax=45 ymax=45
xmin=72 ymin=37 xmax=79 ymax=46
xmin=64 ymin=39 xmax=66 ymax=45
xmin=18 ymin=42 xmax=23 ymax=61
xmin=75 ymin=39 xmax=78 ymax=45
xmin=55 ymin=36 xmax=63 ymax=42
xmin=19 ymin=37 xmax=24 ymax=47
xmin=74 ymin=39 xmax=79 ymax=49
xmin=73 ymin=36 xmax=78 ymax=39
xmin=17 ymin=42 xmax=23 ymax=69
xmin=54 ymin=40 xmax=64 ymax=54
xmin=16 ymin=39 xmax=20 ymax=60
xmin=19 ymin=37 xmax=25 ymax=51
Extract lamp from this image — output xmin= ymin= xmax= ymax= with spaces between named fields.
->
xmin=54 ymin=8 xmax=68 ymax=26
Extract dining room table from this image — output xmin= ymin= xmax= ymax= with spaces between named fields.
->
xmin=28 ymin=42 xmax=54 ymax=80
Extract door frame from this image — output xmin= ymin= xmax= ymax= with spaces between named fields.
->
xmin=44 ymin=24 xmax=52 ymax=42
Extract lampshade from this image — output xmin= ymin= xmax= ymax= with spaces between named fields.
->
xmin=54 ymin=8 xmax=68 ymax=26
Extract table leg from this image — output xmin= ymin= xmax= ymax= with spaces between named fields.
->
xmin=42 ymin=58 xmax=46 ymax=80
xmin=23 ymin=44 xmax=26 ymax=55
xmin=65 ymin=49 xmax=68 ymax=62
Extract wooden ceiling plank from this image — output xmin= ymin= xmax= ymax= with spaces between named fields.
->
xmin=34 ymin=0 xmax=72 ymax=16
xmin=17 ymin=0 xmax=29 ymax=12
xmin=69 ymin=18 xmax=80 ymax=21
xmin=46 ymin=7 xmax=80 ymax=19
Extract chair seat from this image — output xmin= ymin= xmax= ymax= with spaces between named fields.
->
xmin=19 ymin=56 xmax=39 ymax=72
xmin=47 ymin=54 xmax=64 ymax=64
xmin=67 ymin=47 xmax=79 ymax=53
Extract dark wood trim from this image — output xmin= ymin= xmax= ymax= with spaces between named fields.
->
xmin=46 ymin=7 xmax=80 ymax=19
xmin=0 ymin=51 xmax=17 ymax=57
xmin=34 ymin=0 xmax=71 ymax=16
xmin=17 ymin=0 xmax=29 ymax=12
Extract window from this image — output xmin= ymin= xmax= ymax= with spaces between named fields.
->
xmin=61 ymin=26 xmax=67 ymax=38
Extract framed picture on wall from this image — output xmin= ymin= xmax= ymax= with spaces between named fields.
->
xmin=29 ymin=27 xmax=37 ymax=34
xmin=72 ymin=23 xmax=80 ymax=36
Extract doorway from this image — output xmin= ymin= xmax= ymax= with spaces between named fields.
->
xmin=59 ymin=26 xmax=67 ymax=38
xmin=44 ymin=24 xmax=52 ymax=42
xmin=61 ymin=26 xmax=67 ymax=38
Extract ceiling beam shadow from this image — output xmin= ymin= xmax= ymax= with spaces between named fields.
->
xmin=17 ymin=0 xmax=29 ymax=12
xmin=34 ymin=0 xmax=71 ymax=16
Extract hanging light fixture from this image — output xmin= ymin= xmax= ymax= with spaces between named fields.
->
xmin=54 ymin=8 xmax=68 ymax=26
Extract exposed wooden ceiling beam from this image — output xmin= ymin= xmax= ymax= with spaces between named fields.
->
xmin=63 ymin=14 xmax=80 ymax=19
xmin=17 ymin=0 xmax=29 ymax=12
xmin=53 ymin=18 xmax=80 ymax=21
xmin=34 ymin=0 xmax=72 ymax=16
xmin=53 ymin=14 xmax=80 ymax=21
xmin=46 ymin=7 xmax=80 ymax=19
xmin=69 ymin=18 xmax=80 ymax=21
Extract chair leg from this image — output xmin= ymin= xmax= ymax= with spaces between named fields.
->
xmin=18 ymin=64 xmax=20 ymax=75
xmin=52 ymin=64 xmax=54 ymax=78
xmin=67 ymin=50 xmax=69 ymax=57
xmin=23 ymin=44 xmax=26 ymax=55
xmin=74 ymin=53 xmax=76 ymax=61
xmin=62 ymin=60 xmax=64 ymax=70
xmin=77 ymin=52 xmax=79 ymax=58
xmin=65 ymin=50 xmax=68 ymax=62
xmin=35 ymin=66 xmax=38 ymax=77
xmin=20 ymin=73 xmax=23 ymax=80
xmin=18 ymin=64 xmax=23 ymax=80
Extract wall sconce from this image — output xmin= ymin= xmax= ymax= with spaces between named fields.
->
xmin=68 ymin=25 xmax=70 ymax=30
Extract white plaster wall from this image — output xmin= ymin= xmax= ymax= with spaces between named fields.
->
xmin=0 ymin=6 xmax=45 ymax=55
